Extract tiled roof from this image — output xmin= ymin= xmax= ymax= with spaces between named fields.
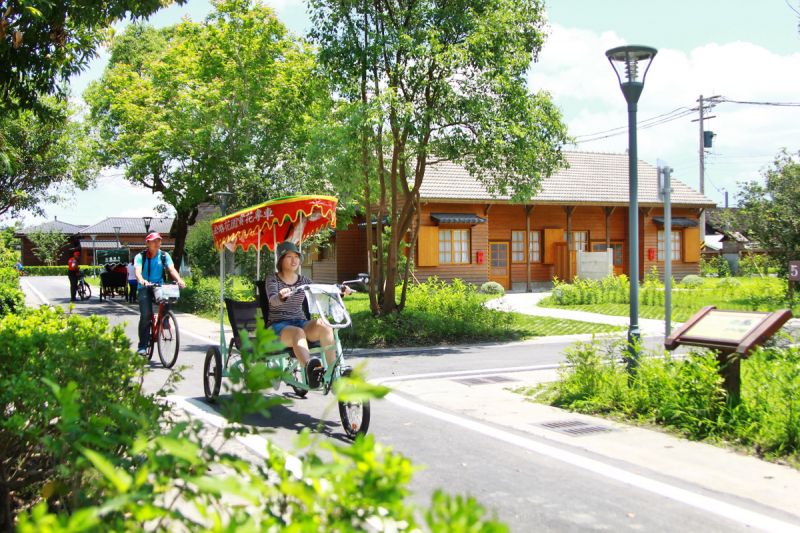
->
xmin=419 ymin=151 xmax=716 ymax=207
xmin=78 ymin=239 xmax=175 ymax=250
xmin=77 ymin=217 xmax=174 ymax=236
xmin=16 ymin=219 xmax=86 ymax=235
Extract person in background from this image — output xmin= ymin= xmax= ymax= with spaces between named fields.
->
xmin=126 ymin=261 xmax=138 ymax=303
xmin=15 ymin=261 xmax=24 ymax=276
xmin=67 ymin=250 xmax=81 ymax=302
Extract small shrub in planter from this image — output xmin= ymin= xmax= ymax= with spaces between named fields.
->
xmin=680 ymin=275 xmax=704 ymax=288
xmin=479 ymin=281 xmax=505 ymax=295
xmin=717 ymin=277 xmax=741 ymax=289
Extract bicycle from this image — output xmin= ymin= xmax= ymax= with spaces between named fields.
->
xmin=143 ymin=283 xmax=181 ymax=368
xmin=76 ymin=273 xmax=92 ymax=301
xmin=204 ymin=279 xmax=370 ymax=439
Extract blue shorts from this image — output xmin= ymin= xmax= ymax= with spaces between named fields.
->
xmin=271 ymin=319 xmax=308 ymax=336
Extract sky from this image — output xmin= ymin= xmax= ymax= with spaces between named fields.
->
xmin=15 ymin=0 xmax=800 ymax=227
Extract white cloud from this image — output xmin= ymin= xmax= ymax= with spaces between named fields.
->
xmin=529 ymin=24 xmax=800 ymax=207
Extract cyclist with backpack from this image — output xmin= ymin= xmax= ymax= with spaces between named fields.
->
xmin=134 ymin=232 xmax=186 ymax=356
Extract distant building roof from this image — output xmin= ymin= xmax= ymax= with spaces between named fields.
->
xmin=16 ymin=219 xmax=86 ymax=235
xmin=704 ymin=234 xmax=724 ymax=251
xmin=78 ymin=217 xmax=174 ymax=236
xmin=419 ymin=151 xmax=716 ymax=207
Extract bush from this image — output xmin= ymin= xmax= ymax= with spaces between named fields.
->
xmin=177 ymin=275 xmax=254 ymax=316
xmin=739 ymin=253 xmax=778 ymax=277
xmin=0 ymin=306 xmax=162 ymax=530
xmin=547 ymin=275 xmax=630 ymax=306
xmin=0 ymin=283 xmax=24 ymax=317
xmin=700 ymin=255 xmax=731 ymax=277
xmin=680 ymin=274 xmax=704 ymax=288
xmin=717 ymin=277 xmax=741 ymax=289
xmin=21 ymin=265 xmax=92 ymax=276
xmin=535 ymin=339 xmax=800 ymax=464
xmin=343 ymin=277 xmax=516 ymax=347
xmin=479 ymin=281 xmax=505 ymax=295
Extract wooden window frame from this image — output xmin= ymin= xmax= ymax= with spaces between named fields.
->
xmin=438 ymin=227 xmax=471 ymax=265
xmin=657 ymin=230 xmax=682 ymax=262
xmin=590 ymin=240 xmax=624 ymax=267
xmin=511 ymin=230 xmax=526 ymax=263
xmin=528 ymin=230 xmax=542 ymax=263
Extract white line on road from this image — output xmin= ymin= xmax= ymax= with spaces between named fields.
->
xmin=385 ymin=391 xmax=800 ymax=533
xmin=374 ymin=364 xmax=562 ymax=383
xmin=21 ymin=278 xmax=50 ymax=306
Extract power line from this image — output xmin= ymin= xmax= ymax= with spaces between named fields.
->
xmin=720 ymin=97 xmax=800 ymax=107
xmin=573 ymin=107 xmax=695 ymax=144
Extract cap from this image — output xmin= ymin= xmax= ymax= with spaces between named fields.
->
xmin=73 ymin=250 xmax=80 ymax=256
xmin=145 ymin=232 xmax=162 ymax=242
xmin=276 ymin=241 xmax=303 ymax=263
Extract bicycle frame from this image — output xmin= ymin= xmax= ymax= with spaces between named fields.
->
xmin=148 ymin=301 xmax=169 ymax=351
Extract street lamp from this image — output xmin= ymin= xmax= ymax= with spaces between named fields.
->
xmin=142 ymin=216 xmax=152 ymax=235
xmin=606 ymin=44 xmax=657 ymax=368
xmin=113 ymin=226 xmax=121 ymax=248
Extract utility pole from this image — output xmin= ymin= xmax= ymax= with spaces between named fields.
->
xmin=692 ymin=94 xmax=719 ymax=242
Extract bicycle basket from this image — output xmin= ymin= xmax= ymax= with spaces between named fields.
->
xmin=154 ymin=285 xmax=180 ymax=303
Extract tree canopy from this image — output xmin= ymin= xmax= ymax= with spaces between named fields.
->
xmin=85 ymin=0 xmax=327 ymax=263
xmin=0 ymin=0 xmax=182 ymax=117
xmin=0 ymin=98 xmax=96 ymax=218
xmin=735 ymin=149 xmax=800 ymax=275
xmin=308 ymin=0 xmax=569 ymax=314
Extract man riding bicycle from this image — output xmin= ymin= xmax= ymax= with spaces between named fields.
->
xmin=134 ymin=232 xmax=185 ymax=356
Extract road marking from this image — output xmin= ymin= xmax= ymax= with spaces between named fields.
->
xmin=375 ymin=364 xmax=562 ymax=383
xmin=21 ymin=278 xmax=50 ymax=306
xmin=105 ymin=297 xmax=222 ymax=345
xmin=385 ymin=392 xmax=800 ymax=533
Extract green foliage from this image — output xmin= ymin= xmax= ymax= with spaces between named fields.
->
xmin=532 ymin=340 xmax=800 ymax=464
xmin=0 ymin=281 xmax=24 ymax=317
xmin=12 ymin=315 xmax=504 ymax=531
xmin=176 ymin=275 xmax=254 ymax=316
xmin=0 ymin=225 xmax=20 ymax=268
xmin=700 ymin=255 xmax=731 ymax=277
xmin=308 ymin=0 xmax=568 ymax=314
xmin=739 ymin=253 xmax=779 ymax=277
xmin=183 ymin=218 xmax=218 ymax=277
xmin=547 ymin=275 xmax=630 ymax=306
xmin=0 ymin=99 xmax=97 ymax=217
xmin=22 ymin=265 xmax=90 ymax=276
xmin=734 ymin=149 xmax=800 ymax=276
xmin=26 ymin=229 xmax=70 ymax=266
xmin=479 ymin=281 xmax=505 ymax=295
xmin=0 ymin=306 xmax=162 ymax=529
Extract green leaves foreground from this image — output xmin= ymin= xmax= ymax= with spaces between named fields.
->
xmin=5 ymin=307 xmax=506 ymax=531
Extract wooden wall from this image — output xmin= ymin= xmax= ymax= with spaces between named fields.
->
xmin=335 ymin=223 xmax=368 ymax=282
xmin=416 ymin=202 xmax=488 ymax=284
xmin=642 ymin=208 xmax=702 ymax=281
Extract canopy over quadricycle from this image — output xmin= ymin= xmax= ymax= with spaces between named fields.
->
xmin=203 ymin=195 xmax=369 ymax=438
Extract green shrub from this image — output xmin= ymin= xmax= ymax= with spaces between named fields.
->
xmin=0 ymin=282 xmax=24 ymax=317
xmin=680 ymin=274 xmax=704 ymax=288
xmin=700 ymin=255 xmax=731 ymax=277
xmin=177 ymin=275 xmax=254 ymax=315
xmin=547 ymin=275 xmax=630 ymax=306
xmin=739 ymin=253 xmax=779 ymax=277
xmin=21 ymin=265 xmax=92 ymax=276
xmin=0 ymin=306 xmax=162 ymax=529
xmin=479 ymin=281 xmax=505 ymax=295
xmin=717 ymin=277 xmax=741 ymax=289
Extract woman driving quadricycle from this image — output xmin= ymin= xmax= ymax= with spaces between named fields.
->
xmin=267 ymin=241 xmax=352 ymax=388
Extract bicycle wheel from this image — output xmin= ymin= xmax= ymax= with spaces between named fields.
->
xmin=337 ymin=368 xmax=370 ymax=438
xmin=157 ymin=310 xmax=180 ymax=368
xmin=78 ymin=282 xmax=91 ymax=301
xmin=290 ymin=364 xmax=308 ymax=398
xmin=203 ymin=346 xmax=222 ymax=402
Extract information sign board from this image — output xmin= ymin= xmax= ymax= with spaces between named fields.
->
xmin=96 ymin=248 xmax=130 ymax=266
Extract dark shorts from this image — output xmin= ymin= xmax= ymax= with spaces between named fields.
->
xmin=271 ymin=319 xmax=308 ymax=336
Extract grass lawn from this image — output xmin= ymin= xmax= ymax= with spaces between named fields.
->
xmin=539 ymin=276 xmax=799 ymax=322
xmin=341 ymin=292 xmax=622 ymax=348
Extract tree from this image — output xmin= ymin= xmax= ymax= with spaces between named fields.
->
xmin=0 ymin=98 xmax=96 ymax=218
xmin=735 ymin=149 xmax=800 ymax=275
xmin=85 ymin=0 xmax=326 ymax=266
xmin=27 ymin=229 xmax=69 ymax=266
xmin=0 ymin=0 xmax=182 ymax=118
xmin=308 ymin=0 xmax=569 ymax=315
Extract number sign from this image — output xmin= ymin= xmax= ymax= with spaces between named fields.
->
xmin=790 ymin=261 xmax=800 ymax=281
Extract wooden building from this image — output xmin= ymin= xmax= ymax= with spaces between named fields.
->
xmin=308 ymin=151 xmax=716 ymax=289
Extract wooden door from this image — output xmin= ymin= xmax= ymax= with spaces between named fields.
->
xmin=489 ymin=241 xmax=510 ymax=289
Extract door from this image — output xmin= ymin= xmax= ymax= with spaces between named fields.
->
xmin=489 ymin=241 xmax=510 ymax=289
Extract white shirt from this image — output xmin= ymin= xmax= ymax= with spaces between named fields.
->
xmin=126 ymin=263 xmax=137 ymax=281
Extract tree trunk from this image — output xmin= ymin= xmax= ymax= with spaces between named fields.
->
xmin=169 ymin=207 xmax=197 ymax=270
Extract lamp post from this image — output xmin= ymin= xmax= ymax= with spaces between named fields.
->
xmin=214 ymin=191 xmax=234 ymax=359
xmin=606 ymin=44 xmax=657 ymax=368
xmin=90 ymin=234 xmax=97 ymax=277
xmin=142 ymin=216 xmax=152 ymax=235
xmin=113 ymin=226 xmax=121 ymax=248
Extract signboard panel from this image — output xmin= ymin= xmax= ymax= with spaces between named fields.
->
xmin=790 ymin=261 xmax=800 ymax=281
xmin=681 ymin=310 xmax=769 ymax=344
xmin=96 ymin=248 xmax=130 ymax=266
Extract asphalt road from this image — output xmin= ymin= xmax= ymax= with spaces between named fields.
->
xmin=22 ymin=276 xmax=793 ymax=532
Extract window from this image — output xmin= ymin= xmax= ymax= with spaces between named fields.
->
xmin=511 ymin=231 xmax=525 ymax=263
xmin=591 ymin=241 xmax=623 ymax=267
xmin=657 ymin=230 xmax=682 ymax=261
xmin=528 ymin=231 xmax=541 ymax=262
xmin=439 ymin=229 xmax=470 ymax=264
xmin=563 ymin=230 xmax=589 ymax=252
